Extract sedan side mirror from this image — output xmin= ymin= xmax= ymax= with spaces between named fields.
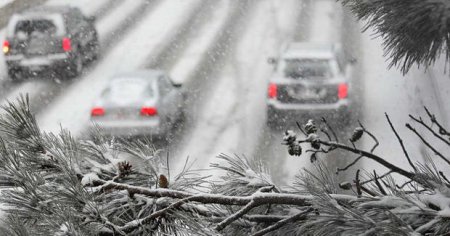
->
xmin=172 ymin=82 xmax=182 ymax=88
xmin=267 ymin=57 xmax=278 ymax=64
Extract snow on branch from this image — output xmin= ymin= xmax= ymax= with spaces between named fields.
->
xmin=1 ymin=97 xmax=450 ymax=235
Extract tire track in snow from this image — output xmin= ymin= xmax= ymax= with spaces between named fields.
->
xmin=142 ymin=1 xmax=220 ymax=70
xmin=171 ymin=0 xmax=305 ymax=174
xmin=165 ymin=0 xmax=255 ymax=172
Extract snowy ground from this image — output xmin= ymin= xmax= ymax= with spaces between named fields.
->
xmin=0 ymin=0 xmax=447 ymax=220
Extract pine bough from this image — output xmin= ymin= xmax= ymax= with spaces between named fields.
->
xmin=0 ymin=96 xmax=449 ymax=235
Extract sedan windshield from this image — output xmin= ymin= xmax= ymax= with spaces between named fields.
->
xmin=102 ymin=79 xmax=153 ymax=101
xmin=282 ymin=59 xmax=331 ymax=78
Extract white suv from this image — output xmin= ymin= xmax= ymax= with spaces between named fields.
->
xmin=266 ymin=42 xmax=355 ymax=129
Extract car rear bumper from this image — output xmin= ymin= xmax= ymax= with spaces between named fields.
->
xmin=5 ymin=53 xmax=69 ymax=71
xmin=267 ymin=99 xmax=351 ymax=124
xmin=90 ymin=119 xmax=164 ymax=137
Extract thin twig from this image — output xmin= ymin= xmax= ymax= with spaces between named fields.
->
xmin=359 ymin=121 xmax=379 ymax=153
xmin=373 ymin=170 xmax=387 ymax=195
xmin=337 ymin=122 xmax=379 ymax=174
xmin=296 ymin=121 xmax=307 ymax=136
xmin=410 ymin=114 xmax=450 ymax=146
xmin=310 ymin=139 xmax=415 ymax=180
xmin=386 ymin=113 xmax=417 ymax=171
xmin=406 ymin=123 xmax=450 ymax=166
xmin=216 ymin=200 xmax=257 ymax=231
xmin=359 ymin=186 xmax=377 ymax=197
xmin=439 ymin=171 xmax=450 ymax=185
xmin=119 ymin=196 xmax=197 ymax=233
xmin=361 ymin=171 xmax=393 ymax=185
xmin=424 ymin=106 xmax=450 ymax=136
xmin=355 ymin=170 xmax=362 ymax=197
xmin=396 ymin=180 xmax=413 ymax=189
xmin=166 ymin=150 xmax=170 ymax=182
xmin=251 ymin=208 xmax=313 ymax=236
xmin=321 ymin=117 xmax=339 ymax=142
xmin=337 ymin=156 xmax=363 ymax=173
xmin=320 ymin=127 xmax=332 ymax=142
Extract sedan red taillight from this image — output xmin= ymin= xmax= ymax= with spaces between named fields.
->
xmin=62 ymin=37 xmax=72 ymax=52
xmin=140 ymin=107 xmax=157 ymax=116
xmin=2 ymin=40 xmax=10 ymax=54
xmin=338 ymin=83 xmax=348 ymax=99
xmin=91 ymin=107 xmax=105 ymax=116
xmin=268 ymin=83 xmax=277 ymax=99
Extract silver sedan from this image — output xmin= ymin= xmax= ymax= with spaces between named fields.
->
xmin=90 ymin=70 xmax=185 ymax=138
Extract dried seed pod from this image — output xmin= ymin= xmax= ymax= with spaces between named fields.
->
xmin=339 ymin=181 xmax=352 ymax=190
xmin=283 ymin=130 xmax=297 ymax=145
xmin=349 ymin=127 xmax=364 ymax=142
xmin=159 ymin=174 xmax=169 ymax=188
xmin=311 ymin=140 xmax=320 ymax=149
xmin=310 ymin=153 xmax=317 ymax=163
xmin=118 ymin=161 xmax=132 ymax=177
xmin=304 ymin=119 xmax=317 ymax=134
xmin=288 ymin=143 xmax=302 ymax=156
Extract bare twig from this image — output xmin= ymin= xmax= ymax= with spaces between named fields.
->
xmin=321 ymin=117 xmax=339 ymax=142
xmin=309 ymin=139 xmax=416 ymax=180
xmin=373 ymin=170 xmax=387 ymax=195
xmin=296 ymin=121 xmax=307 ymax=136
xmin=355 ymin=170 xmax=362 ymax=197
xmin=410 ymin=114 xmax=450 ymax=147
xmin=406 ymin=123 xmax=450 ymax=166
xmin=337 ymin=122 xmax=379 ymax=174
xmin=386 ymin=113 xmax=417 ymax=171
xmin=358 ymin=121 xmax=379 ymax=153
xmin=361 ymin=171 xmax=393 ymax=185
xmin=439 ymin=171 xmax=450 ymax=185
xmin=337 ymin=156 xmax=363 ymax=173
xmin=251 ymin=208 xmax=313 ymax=236
xmin=396 ymin=180 xmax=413 ymax=189
xmin=424 ymin=106 xmax=450 ymax=137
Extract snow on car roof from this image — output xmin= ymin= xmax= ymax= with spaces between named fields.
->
xmin=111 ymin=70 xmax=165 ymax=80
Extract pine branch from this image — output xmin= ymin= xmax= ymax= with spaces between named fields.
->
xmin=340 ymin=0 xmax=450 ymax=74
xmin=251 ymin=208 xmax=313 ymax=236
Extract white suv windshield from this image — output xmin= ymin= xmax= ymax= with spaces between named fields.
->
xmin=281 ymin=59 xmax=332 ymax=78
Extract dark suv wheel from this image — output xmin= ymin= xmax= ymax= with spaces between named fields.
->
xmin=7 ymin=67 xmax=24 ymax=82
xmin=266 ymin=107 xmax=280 ymax=130
xmin=86 ymin=33 xmax=99 ymax=63
xmin=66 ymin=51 xmax=83 ymax=78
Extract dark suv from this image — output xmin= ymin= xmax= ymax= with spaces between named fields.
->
xmin=2 ymin=6 xmax=99 ymax=80
xmin=267 ymin=42 xmax=356 ymax=129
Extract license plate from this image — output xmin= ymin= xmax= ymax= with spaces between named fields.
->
xmin=287 ymin=87 xmax=327 ymax=100
xmin=29 ymin=65 xmax=42 ymax=71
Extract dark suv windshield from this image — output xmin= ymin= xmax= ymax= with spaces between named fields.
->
xmin=15 ymin=19 xmax=57 ymax=38
xmin=283 ymin=59 xmax=331 ymax=78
